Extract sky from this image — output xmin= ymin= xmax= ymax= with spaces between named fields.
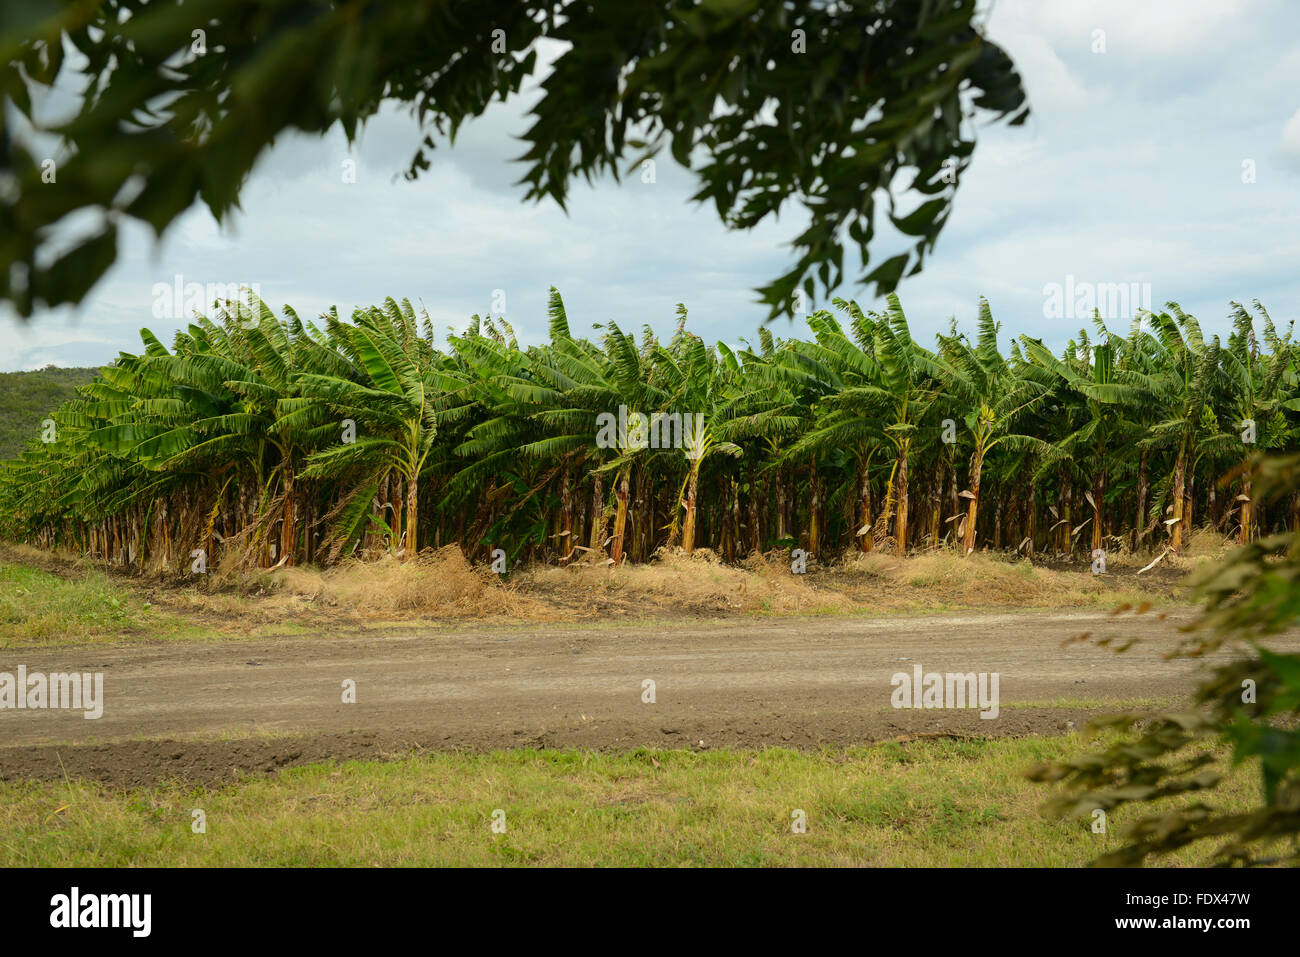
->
xmin=3 ymin=0 xmax=1299 ymax=371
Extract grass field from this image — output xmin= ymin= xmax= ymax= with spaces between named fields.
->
xmin=0 ymin=545 xmax=1247 ymax=869
xmin=0 ymin=558 xmax=210 ymax=646
xmin=0 ymin=737 xmax=1256 ymax=867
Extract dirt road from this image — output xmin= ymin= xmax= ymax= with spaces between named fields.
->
xmin=0 ymin=608 xmax=1268 ymax=786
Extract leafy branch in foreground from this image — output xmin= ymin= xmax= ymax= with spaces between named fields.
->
xmin=1028 ymin=453 xmax=1300 ymax=866
xmin=0 ymin=0 xmax=1027 ymax=319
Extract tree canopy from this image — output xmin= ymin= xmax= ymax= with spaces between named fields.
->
xmin=0 ymin=0 xmax=1027 ymax=319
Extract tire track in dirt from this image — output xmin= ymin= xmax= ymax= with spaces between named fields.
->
xmin=0 ymin=608 xmax=1281 ymax=787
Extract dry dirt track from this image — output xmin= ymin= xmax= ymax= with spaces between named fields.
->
xmin=0 ymin=608 xmax=1274 ymax=786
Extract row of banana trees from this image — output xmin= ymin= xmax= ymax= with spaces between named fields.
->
xmin=2 ymin=289 xmax=1297 ymax=571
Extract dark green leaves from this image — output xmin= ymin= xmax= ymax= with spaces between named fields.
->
xmin=1 ymin=1 xmax=1026 ymax=319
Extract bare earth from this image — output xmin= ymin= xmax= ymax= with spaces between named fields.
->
xmin=0 ymin=608 xmax=1273 ymax=787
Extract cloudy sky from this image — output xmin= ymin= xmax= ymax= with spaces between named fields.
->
xmin=3 ymin=0 xmax=1299 ymax=371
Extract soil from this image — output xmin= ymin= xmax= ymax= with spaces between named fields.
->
xmin=4 ymin=606 xmax=1284 ymax=789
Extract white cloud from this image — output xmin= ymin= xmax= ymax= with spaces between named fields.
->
xmin=1283 ymin=107 xmax=1300 ymax=158
xmin=989 ymin=30 xmax=1087 ymax=111
xmin=992 ymin=0 xmax=1255 ymax=56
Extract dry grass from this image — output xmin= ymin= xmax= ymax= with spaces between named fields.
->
xmin=1 ymin=537 xmax=1193 ymax=645
xmin=1 ymin=542 xmax=560 ymax=644
xmin=1181 ymin=525 xmax=1242 ymax=560
xmin=517 ymin=545 xmax=1183 ymax=618
xmin=517 ymin=547 xmax=832 ymax=616
xmin=829 ymin=549 xmax=1179 ymax=610
xmin=1090 ymin=526 xmax=1234 ymax=581
xmin=262 ymin=546 xmax=557 ymax=621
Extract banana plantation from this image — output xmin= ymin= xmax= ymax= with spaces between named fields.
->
xmin=1 ymin=288 xmax=1296 ymax=572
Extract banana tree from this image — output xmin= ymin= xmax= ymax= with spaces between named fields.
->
xmin=1023 ymin=320 xmax=1141 ymax=556
xmin=1125 ymin=305 xmax=1220 ymax=556
xmin=1219 ymin=300 xmax=1294 ymax=543
xmin=919 ymin=299 xmax=1051 ymax=555
xmin=654 ymin=332 xmax=742 ymax=554
xmin=296 ymin=299 xmax=439 ymax=559
xmin=862 ymin=295 xmax=936 ymax=555
xmin=783 ymin=303 xmax=888 ymax=553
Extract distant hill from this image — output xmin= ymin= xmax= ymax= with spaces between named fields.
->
xmin=0 ymin=366 xmax=101 ymax=460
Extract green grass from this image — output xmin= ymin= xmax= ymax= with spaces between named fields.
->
xmin=0 ymin=365 xmax=100 ymax=460
xmin=0 ymin=736 xmax=1261 ymax=866
xmin=998 ymin=696 xmax=1182 ymax=711
xmin=0 ymin=559 xmax=202 ymax=646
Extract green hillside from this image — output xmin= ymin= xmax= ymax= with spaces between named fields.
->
xmin=0 ymin=366 xmax=101 ymax=460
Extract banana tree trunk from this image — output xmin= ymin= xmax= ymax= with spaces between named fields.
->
xmin=589 ymin=474 xmax=605 ymax=554
xmin=879 ymin=466 xmax=895 ymax=551
xmin=775 ymin=467 xmax=788 ymax=542
xmin=929 ymin=459 xmax=943 ymax=547
xmin=404 ymin=474 xmax=418 ymax=557
xmin=1133 ymin=452 xmax=1148 ymax=552
xmin=1090 ymin=470 xmax=1105 ymax=555
xmin=280 ymin=464 xmax=296 ymax=566
xmin=727 ymin=476 xmax=741 ymax=562
xmin=808 ymin=459 xmax=820 ymax=558
xmin=559 ymin=464 xmax=571 ymax=558
xmin=682 ymin=462 xmax=700 ymax=554
xmin=1239 ymin=462 xmax=1252 ymax=545
xmin=633 ymin=467 xmax=649 ymax=562
xmin=961 ymin=448 xmax=984 ymax=556
xmin=895 ymin=442 xmax=910 ymax=557
xmin=1057 ymin=472 xmax=1071 ymax=555
xmin=305 ymin=486 xmax=316 ymax=564
xmin=1170 ymin=442 xmax=1187 ymax=556
xmin=993 ymin=490 xmax=1003 ymax=550
xmin=948 ymin=455 xmax=959 ymax=539
xmin=392 ymin=474 xmax=404 ymax=555
xmin=163 ymin=500 xmax=172 ymax=566
xmin=611 ymin=465 xmax=631 ymax=564
xmin=858 ymin=459 xmax=873 ymax=553
xmin=1025 ymin=484 xmax=1037 ymax=555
